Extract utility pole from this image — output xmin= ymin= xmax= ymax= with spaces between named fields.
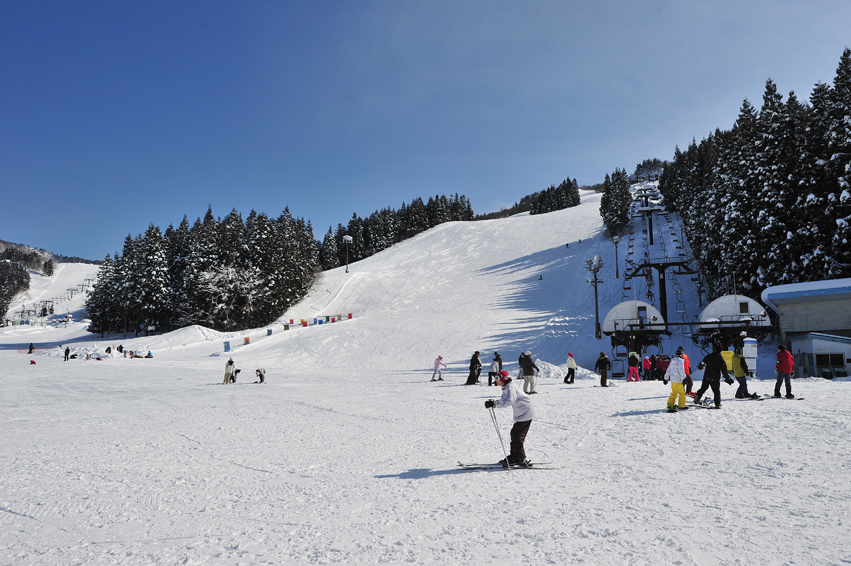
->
xmin=585 ymin=255 xmax=605 ymax=339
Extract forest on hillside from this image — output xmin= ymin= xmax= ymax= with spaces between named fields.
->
xmin=658 ymin=48 xmax=851 ymax=302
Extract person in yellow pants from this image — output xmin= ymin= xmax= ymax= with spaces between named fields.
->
xmin=664 ymin=350 xmax=688 ymax=412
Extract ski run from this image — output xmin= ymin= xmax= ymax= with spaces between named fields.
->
xmin=2 ymin=188 xmax=851 ymax=565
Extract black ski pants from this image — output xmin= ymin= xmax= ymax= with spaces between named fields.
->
xmin=509 ymin=420 xmax=532 ymax=463
xmin=695 ymin=377 xmax=721 ymax=407
xmin=775 ymin=372 xmax=792 ymax=396
xmin=488 ymin=371 xmax=499 ymax=386
xmin=599 ymin=369 xmax=608 ymax=387
xmin=564 ymin=368 xmax=575 ymax=384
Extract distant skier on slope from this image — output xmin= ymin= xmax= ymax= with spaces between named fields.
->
xmin=487 ymin=356 xmax=500 ymax=386
xmin=432 ymin=355 xmax=447 ymax=381
xmin=594 ymin=351 xmax=611 ymax=387
xmin=774 ymin=345 xmax=795 ymax=399
xmin=664 ymin=350 xmax=689 ymax=412
xmin=627 ymin=352 xmax=640 ymax=382
xmin=484 ymin=371 xmax=536 ymax=467
xmin=679 ymin=346 xmax=693 ymax=395
xmin=732 ymin=348 xmax=757 ymax=399
xmin=519 ymin=351 xmax=540 ymax=394
xmin=465 ymin=351 xmax=482 ymax=385
xmin=224 ymin=358 xmax=237 ymax=385
xmin=564 ymin=353 xmax=576 ymax=384
xmin=693 ymin=344 xmax=733 ymax=409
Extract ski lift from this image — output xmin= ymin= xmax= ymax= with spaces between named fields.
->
xmin=611 ymin=358 xmax=626 ymax=379
xmin=676 ymin=300 xmax=686 ymax=314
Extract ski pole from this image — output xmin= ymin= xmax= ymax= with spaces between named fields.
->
xmin=488 ymin=406 xmax=511 ymax=470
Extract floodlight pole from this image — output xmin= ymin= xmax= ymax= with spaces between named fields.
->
xmin=343 ymin=235 xmax=353 ymax=273
xmin=585 ymin=255 xmax=605 ymax=339
xmin=612 ymin=236 xmax=620 ymax=279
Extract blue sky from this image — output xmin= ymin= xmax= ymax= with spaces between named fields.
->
xmin=2 ymin=1 xmax=849 ymax=260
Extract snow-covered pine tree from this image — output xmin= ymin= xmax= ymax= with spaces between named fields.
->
xmin=826 ymin=48 xmax=851 ymax=277
xmin=752 ymin=80 xmax=795 ymax=287
xmin=346 ymin=213 xmax=366 ymax=262
xmin=794 ymin=82 xmax=835 ymax=281
xmin=720 ymin=99 xmax=761 ymax=298
xmin=138 ymin=224 xmax=170 ymax=334
xmin=164 ymin=216 xmax=193 ymax=327
xmin=320 ymin=226 xmax=340 ymax=270
xmin=85 ymin=255 xmax=115 ymax=336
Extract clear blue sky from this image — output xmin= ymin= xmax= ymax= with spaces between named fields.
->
xmin=2 ymin=1 xmax=849 ymax=260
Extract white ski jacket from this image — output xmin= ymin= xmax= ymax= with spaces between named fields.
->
xmin=489 ymin=361 xmax=500 ymax=373
xmin=566 ymin=357 xmax=577 ymax=370
xmin=665 ymin=356 xmax=687 ymax=383
xmin=496 ymin=381 xmax=536 ymax=422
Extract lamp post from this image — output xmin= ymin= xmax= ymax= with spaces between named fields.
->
xmin=342 ymin=235 xmax=353 ymax=273
xmin=612 ymin=235 xmax=620 ymax=279
xmin=585 ymin=255 xmax=605 ymax=339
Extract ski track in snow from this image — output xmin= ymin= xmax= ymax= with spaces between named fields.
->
xmin=2 ymin=191 xmax=850 ymax=565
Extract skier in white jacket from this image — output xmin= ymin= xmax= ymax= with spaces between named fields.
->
xmin=485 ymin=371 xmax=536 ymax=467
xmin=664 ymin=350 xmax=688 ymax=412
xmin=564 ymin=352 xmax=577 ymax=384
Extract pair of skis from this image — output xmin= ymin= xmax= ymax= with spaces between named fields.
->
xmin=471 ymin=406 xmax=558 ymax=470
xmin=457 ymin=461 xmax=556 ymax=470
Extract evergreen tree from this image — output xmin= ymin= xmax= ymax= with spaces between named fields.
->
xmin=85 ymin=255 xmax=115 ymax=336
xmin=320 ymin=227 xmax=340 ymax=270
xmin=826 ymin=48 xmax=851 ymax=276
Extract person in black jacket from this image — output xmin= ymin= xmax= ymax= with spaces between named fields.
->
xmin=693 ymin=343 xmax=734 ymax=408
xmin=466 ymin=351 xmax=482 ymax=385
xmin=594 ymin=351 xmax=611 ymax=387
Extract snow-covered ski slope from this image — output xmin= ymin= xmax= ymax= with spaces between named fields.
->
xmin=2 ymin=190 xmax=850 ymax=565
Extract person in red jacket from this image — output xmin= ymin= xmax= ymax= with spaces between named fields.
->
xmin=774 ymin=345 xmax=795 ymax=398
xmin=680 ymin=347 xmax=693 ymax=395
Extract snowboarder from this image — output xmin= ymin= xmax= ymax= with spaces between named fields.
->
xmin=693 ymin=343 xmax=733 ymax=408
xmin=627 ymin=352 xmax=640 ymax=381
xmin=484 ymin=371 xmax=536 ymax=467
xmin=664 ymin=350 xmax=689 ymax=412
xmin=732 ymin=348 xmax=756 ymax=398
xmin=519 ymin=351 xmax=540 ymax=394
xmin=64 ymin=347 xmax=70 ymax=361
xmin=649 ymin=354 xmax=658 ymax=380
xmin=564 ymin=353 xmax=576 ymax=384
xmin=642 ymin=356 xmax=651 ymax=380
xmin=255 ymin=368 xmax=266 ymax=383
xmin=487 ymin=356 xmax=500 ymax=386
xmin=28 ymin=343 xmax=35 ymax=354
xmin=465 ymin=352 xmax=482 ymax=385
xmin=224 ymin=358 xmax=237 ymax=385
xmin=774 ymin=345 xmax=795 ymax=399
xmin=432 ymin=355 xmax=447 ymax=381
xmin=594 ymin=351 xmax=611 ymax=387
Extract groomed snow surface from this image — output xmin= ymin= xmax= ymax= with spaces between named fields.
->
xmin=3 ymin=192 xmax=850 ymax=565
